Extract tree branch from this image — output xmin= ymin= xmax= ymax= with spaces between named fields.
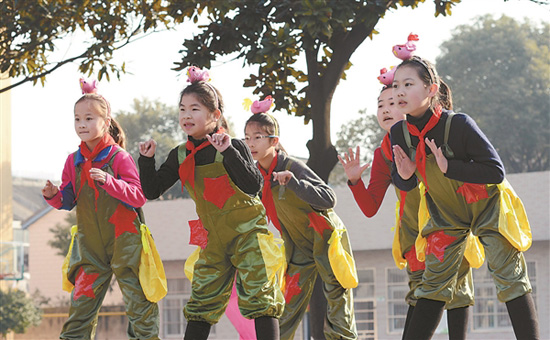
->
xmin=1 ymin=16 xmax=151 ymax=93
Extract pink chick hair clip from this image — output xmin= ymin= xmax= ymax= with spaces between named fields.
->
xmin=186 ymin=66 xmax=211 ymax=83
xmin=243 ymin=95 xmax=279 ymax=136
xmin=377 ymin=67 xmax=396 ymax=86
xmin=392 ymin=33 xmax=419 ymax=60
xmin=79 ymin=77 xmax=111 ymax=117
xmin=79 ymin=78 xmax=98 ymax=94
xmin=186 ymin=66 xmax=218 ymax=107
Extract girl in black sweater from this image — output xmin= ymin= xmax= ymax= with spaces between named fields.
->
xmin=390 ymin=56 xmax=539 ymax=340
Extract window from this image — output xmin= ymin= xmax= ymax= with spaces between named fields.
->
xmin=386 ymin=268 xmax=409 ymax=333
xmin=354 ymin=268 xmax=376 ymax=340
xmin=162 ymin=278 xmax=190 ymax=337
xmin=162 ymin=278 xmax=217 ymax=338
xmin=163 ymin=295 xmax=187 ymax=336
xmin=472 ymin=261 xmax=537 ymax=331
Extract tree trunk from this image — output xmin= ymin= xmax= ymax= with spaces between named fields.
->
xmin=303 ymin=6 xmax=386 ymax=183
xmin=306 ymin=90 xmax=337 ymax=183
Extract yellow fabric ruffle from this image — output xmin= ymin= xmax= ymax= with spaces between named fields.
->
xmin=139 ymin=224 xmax=168 ymax=303
xmin=415 ymin=184 xmax=429 ymax=263
xmin=392 ymin=200 xmax=407 ymax=270
xmin=328 ymin=228 xmax=358 ymax=289
xmin=257 ymin=232 xmax=286 ymax=289
xmin=184 ymin=246 xmax=201 ymax=282
xmin=497 ymin=179 xmax=532 ymax=251
xmin=464 ymin=233 xmax=485 ymax=268
xmin=61 ymin=225 xmax=78 ymax=292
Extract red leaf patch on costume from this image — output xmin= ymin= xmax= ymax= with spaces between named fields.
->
xmin=426 ymin=231 xmax=457 ymax=262
xmin=284 ymin=272 xmax=302 ymax=303
xmin=203 ymin=175 xmax=235 ymax=209
xmin=456 ymin=183 xmax=489 ymax=204
xmin=188 ymin=219 xmax=208 ymax=249
xmin=109 ymin=203 xmax=138 ymax=238
xmin=307 ymin=212 xmax=332 ymax=236
xmin=404 ymin=245 xmax=425 ymax=272
xmin=73 ymin=267 xmax=99 ymax=301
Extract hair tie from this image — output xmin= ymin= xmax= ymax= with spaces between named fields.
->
xmin=79 ymin=77 xmax=111 ymax=117
xmin=186 ymin=66 xmax=219 ymax=109
xmin=243 ymin=95 xmax=279 ymax=136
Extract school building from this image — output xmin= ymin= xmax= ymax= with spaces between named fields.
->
xmin=12 ymin=170 xmax=550 ymax=340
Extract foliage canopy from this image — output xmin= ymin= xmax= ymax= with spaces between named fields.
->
xmin=4 ymin=0 xmax=547 ymax=179
xmin=0 ymin=289 xmax=42 ymax=338
xmin=436 ymin=15 xmax=549 ymax=173
xmin=1 ymin=0 xmax=462 ymax=180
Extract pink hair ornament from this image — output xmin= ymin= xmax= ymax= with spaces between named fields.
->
xmin=392 ymin=33 xmax=419 ymax=60
xmin=78 ymin=77 xmax=111 ymax=117
xmin=79 ymin=78 xmax=98 ymax=94
xmin=242 ymin=95 xmax=275 ymax=114
xmin=377 ymin=66 xmax=396 ymax=86
xmin=186 ymin=66 xmax=211 ymax=83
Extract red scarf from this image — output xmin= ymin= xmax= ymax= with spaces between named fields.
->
xmin=178 ymin=128 xmax=225 ymax=190
xmin=406 ymin=106 xmax=442 ymax=190
xmin=178 ymin=140 xmax=211 ymax=190
xmin=381 ymin=133 xmax=392 ymax=161
xmin=77 ymin=134 xmax=117 ymax=208
xmin=258 ymin=154 xmax=282 ymax=234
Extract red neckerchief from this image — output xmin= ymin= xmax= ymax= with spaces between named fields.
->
xmin=381 ymin=133 xmax=392 ymax=161
xmin=178 ymin=127 xmax=225 ymax=190
xmin=258 ymin=153 xmax=282 ymax=234
xmin=406 ymin=106 xmax=442 ymax=190
xmin=77 ymin=134 xmax=117 ymax=209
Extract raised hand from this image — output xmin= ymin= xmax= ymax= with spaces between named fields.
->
xmin=139 ymin=139 xmax=157 ymax=157
xmin=272 ymin=170 xmax=292 ymax=186
xmin=206 ymin=132 xmax=231 ymax=153
xmin=337 ymin=146 xmax=370 ymax=185
xmin=392 ymin=145 xmax=417 ymax=180
xmin=89 ymin=168 xmax=108 ymax=184
xmin=425 ymin=138 xmax=448 ymax=174
xmin=42 ymin=180 xmax=59 ymax=199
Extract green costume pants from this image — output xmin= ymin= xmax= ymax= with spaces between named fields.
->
xmin=62 ymin=153 xmax=159 ymax=340
xmin=395 ymin=186 xmax=473 ymax=308
xmin=272 ymin=183 xmax=357 ymax=340
xmin=181 ymin=152 xmax=284 ymax=324
xmin=416 ymin=157 xmax=531 ymax=303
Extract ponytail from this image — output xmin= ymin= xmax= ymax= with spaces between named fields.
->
xmin=109 ymin=117 xmax=126 ymax=149
xmin=438 ymin=79 xmax=453 ymax=111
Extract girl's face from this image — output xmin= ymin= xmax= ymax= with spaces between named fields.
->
xmin=376 ymin=88 xmax=405 ymax=133
xmin=392 ymin=65 xmax=436 ymax=118
xmin=244 ymin=122 xmax=278 ymax=166
xmin=179 ymin=93 xmax=220 ymax=139
xmin=74 ymin=100 xmax=110 ymax=150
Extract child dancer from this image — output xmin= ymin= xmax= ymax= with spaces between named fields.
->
xmin=138 ymin=68 xmax=284 ymax=340
xmin=42 ymin=80 xmax=160 ymax=339
xmin=339 ymin=83 xmax=473 ymax=339
xmin=390 ymin=56 xmax=539 ymax=339
xmin=244 ymin=101 xmax=357 ymax=340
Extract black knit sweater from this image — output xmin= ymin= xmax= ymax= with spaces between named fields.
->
xmin=390 ymin=109 xmax=505 ymax=191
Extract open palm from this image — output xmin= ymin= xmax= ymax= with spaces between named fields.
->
xmin=338 ymin=146 xmax=370 ymax=185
